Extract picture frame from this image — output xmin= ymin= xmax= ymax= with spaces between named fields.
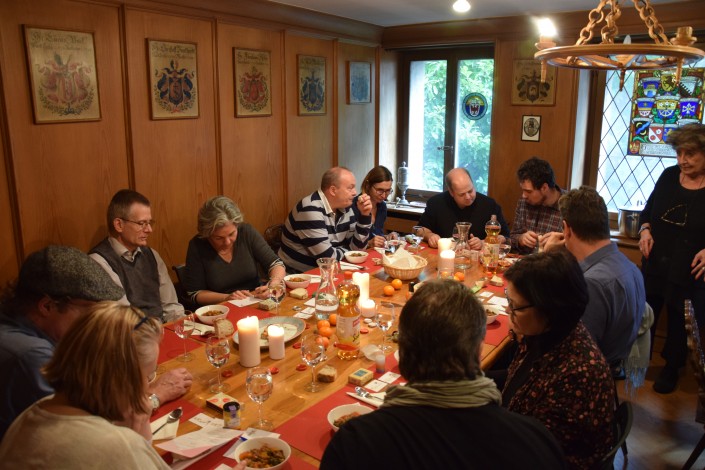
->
xmin=347 ymin=61 xmax=371 ymax=104
xmin=234 ymin=48 xmax=272 ymax=117
xmin=147 ymin=39 xmax=199 ymax=120
xmin=23 ymin=26 xmax=101 ymax=124
xmin=521 ymin=115 xmax=541 ymax=142
xmin=297 ymin=55 xmax=326 ymax=116
xmin=511 ymin=59 xmax=556 ymax=106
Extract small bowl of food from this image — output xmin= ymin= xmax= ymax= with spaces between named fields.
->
xmin=344 ymin=251 xmax=369 ymax=264
xmin=327 ymin=403 xmax=374 ymax=432
xmin=234 ymin=436 xmax=291 ymax=470
xmin=485 ymin=305 xmax=503 ymax=325
xmin=284 ymin=274 xmax=311 ymax=289
xmin=195 ymin=304 xmax=229 ymax=325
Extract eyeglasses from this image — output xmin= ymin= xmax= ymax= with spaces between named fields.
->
xmin=121 ymin=218 xmax=156 ymax=230
xmin=372 ymin=186 xmax=393 ymax=196
xmin=504 ymin=289 xmax=534 ymax=316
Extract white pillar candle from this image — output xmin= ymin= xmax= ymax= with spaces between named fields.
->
xmin=267 ymin=324 xmax=285 ymax=360
xmin=237 ymin=316 xmax=261 ymax=367
xmin=437 ymin=238 xmax=453 ymax=252
xmin=359 ymin=298 xmax=376 ymax=318
xmin=352 ymin=272 xmax=370 ymax=302
xmin=438 ymin=249 xmax=455 ymax=274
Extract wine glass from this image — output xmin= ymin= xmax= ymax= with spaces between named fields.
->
xmin=174 ymin=311 xmax=195 ymax=362
xmin=300 ymin=334 xmax=326 ymax=392
xmin=205 ymin=336 xmax=231 ymax=393
xmin=246 ymin=366 xmax=274 ymax=430
xmin=376 ymin=302 xmax=396 ymax=353
xmin=499 ymin=244 xmax=511 ymax=260
xmin=268 ymin=279 xmax=286 ymax=317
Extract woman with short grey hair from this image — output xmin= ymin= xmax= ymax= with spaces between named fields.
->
xmin=183 ymin=196 xmax=285 ymax=305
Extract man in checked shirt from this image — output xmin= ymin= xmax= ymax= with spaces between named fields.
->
xmin=510 ymin=157 xmax=568 ymax=254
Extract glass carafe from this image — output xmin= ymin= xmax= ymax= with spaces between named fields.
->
xmin=454 ymin=222 xmax=472 ymax=270
xmin=314 ymin=257 xmax=339 ymax=321
xmin=484 ymin=215 xmax=501 ymax=275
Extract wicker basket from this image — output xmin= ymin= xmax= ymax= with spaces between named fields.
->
xmin=382 ymin=255 xmax=428 ymax=281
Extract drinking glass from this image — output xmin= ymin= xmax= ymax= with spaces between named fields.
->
xmin=300 ymin=334 xmax=326 ymax=392
xmin=499 ymin=244 xmax=511 ymax=260
xmin=174 ymin=311 xmax=195 ymax=362
xmin=376 ymin=302 xmax=396 ymax=353
xmin=246 ymin=366 xmax=274 ymax=430
xmin=268 ymin=279 xmax=286 ymax=316
xmin=205 ymin=336 xmax=231 ymax=393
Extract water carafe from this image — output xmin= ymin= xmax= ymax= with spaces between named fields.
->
xmin=454 ymin=222 xmax=472 ymax=269
xmin=314 ymin=257 xmax=339 ymax=320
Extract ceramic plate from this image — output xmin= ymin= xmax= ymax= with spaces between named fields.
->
xmin=233 ymin=316 xmax=305 ymax=349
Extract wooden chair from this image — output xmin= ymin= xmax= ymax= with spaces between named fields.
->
xmin=171 ymin=264 xmax=196 ymax=311
xmin=264 ymin=223 xmax=284 ymax=253
xmin=683 ymin=299 xmax=705 ymax=470
xmin=595 ymin=401 xmax=633 ymax=470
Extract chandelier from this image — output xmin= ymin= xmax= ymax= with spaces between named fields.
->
xmin=534 ymin=0 xmax=705 ymax=90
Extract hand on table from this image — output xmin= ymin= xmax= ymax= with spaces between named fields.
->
xmin=427 ymin=233 xmax=440 ymax=249
xmin=251 ymin=285 xmax=270 ymax=299
xmin=227 ymin=290 xmax=252 ymax=300
xmin=467 ymin=235 xmax=483 ymax=250
xmin=368 ymin=235 xmax=386 ymax=248
xmin=691 ymin=248 xmax=705 ymax=281
xmin=519 ymin=231 xmax=540 ymax=250
xmin=150 ymin=368 xmax=193 ymax=404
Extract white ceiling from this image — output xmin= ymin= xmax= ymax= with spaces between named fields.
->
xmin=267 ymin=0 xmax=686 ymax=27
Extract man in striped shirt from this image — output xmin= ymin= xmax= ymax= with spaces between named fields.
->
xmin=279 ymin=167 xmax=373 ymax=273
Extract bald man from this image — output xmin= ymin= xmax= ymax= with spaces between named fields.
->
xmin=418 ymin=168 xmax=509 ymax=249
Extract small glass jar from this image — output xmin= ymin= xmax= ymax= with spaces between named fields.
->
xmin=223 ymin=401 xmax=241 ymax=429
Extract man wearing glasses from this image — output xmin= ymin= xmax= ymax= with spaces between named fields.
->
xmin=90 ymin=189 xmax=183 ymax=322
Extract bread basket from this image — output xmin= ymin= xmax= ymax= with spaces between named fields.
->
xmin=382 ymin=255 xmax=428 ymax=280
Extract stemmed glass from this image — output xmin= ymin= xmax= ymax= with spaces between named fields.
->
xmin=268 ymin=279 xmax=286 ymax=317
xmin=499 ymin=244 xmax=511 ymax=260
xmin=300 ymin=334 xmax=326 ymax=392
xmin=376 ymin=302 xmax=396 ymax=353
xmin=205 ymin=336 xmax=231 ymax=393
xmin=174 ymin=311 xmax=195 ymax=362
xmin=246 ymin=366 xmax=274 ymax=431
xmin=410 ymin=225 xmax=424 ymax=252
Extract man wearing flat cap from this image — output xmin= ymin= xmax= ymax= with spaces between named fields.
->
xmin=0 ymin=245 xmax=192 ymax=439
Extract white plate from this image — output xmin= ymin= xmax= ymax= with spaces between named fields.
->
xmin=233 ymin=316 xmax=305 ymax=349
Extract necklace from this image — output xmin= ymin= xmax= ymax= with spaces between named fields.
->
xmin=680 ymin=171 xmax=705 ymax=190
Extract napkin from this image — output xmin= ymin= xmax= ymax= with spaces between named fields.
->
xmin=193 ymin=324 xmax=214 ymax=336
xmin=382 ymin=246 xmax=418 ymax=268
xmin=228 ymin=297 xmax=260 ymax=308
xmin=151 ymin=413 xmax=180 ymax=440
xmin=346 ymin=391 xmax=386 ymax=408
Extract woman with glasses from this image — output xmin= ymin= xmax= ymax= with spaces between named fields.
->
xmin=638 ymin=123 xmax=705 ymax=394
xmin=352 ymin=166 xmax=393 ymax=248
xmin=0 ymin=302 xmax=170 ymax=468
xmin=501 ymin=249 xmax=615 ymax=469
xmin=183 ymin=196 xmax=285 ymax=305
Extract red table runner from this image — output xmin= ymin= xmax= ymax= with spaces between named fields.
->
xmin=159 ymin=329 xmax=203 ymax=363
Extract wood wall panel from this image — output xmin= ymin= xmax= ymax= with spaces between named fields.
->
xmin=377 ymin=49 xmax=398 ymax=180
xmin=0 ymin=78 xmax=19 ymax=284
xmin=0 ymin=0 xmax=129 ymax=257
xmin=217 ymin=23 xmax=286 ymax=232
xmin=124 ymin=9 xmax=218 ymax=267
xmin=336 ymin=42 xmax=375 ymax=187
xmin=285 ymin=33 xmax=334 ymax=208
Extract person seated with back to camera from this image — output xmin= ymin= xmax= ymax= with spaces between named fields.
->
xmin=351 ymin=165 xmax=394 ymax=249
xmin=321 ymin=279 xmax=566 ymax=470
xmin=183 ymin=195 xmax=286 ymax=305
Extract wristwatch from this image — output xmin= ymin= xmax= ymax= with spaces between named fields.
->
xmin=149 ymin=393 xmax=160 ymax=412
xmin=637 ymin=224 xmax=651 ymax=236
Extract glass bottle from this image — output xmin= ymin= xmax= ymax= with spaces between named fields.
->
xmin=336 ymin=272 xmax=360 ymax=360
xmin=484 ymin=215 xmax=500 ymax=275
xmin=454 ymin=221 xmax=472 ymax=269
xmin=314 ymin=257 xmax=338 ymax=321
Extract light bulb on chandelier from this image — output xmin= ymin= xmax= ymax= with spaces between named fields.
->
xmin=452 ymin=0 xmax=470 ymax=14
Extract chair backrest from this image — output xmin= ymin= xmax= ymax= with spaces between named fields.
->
xmin=264 ymin=223 xmax=284 ymax=253
xmin=171 ymin=264 xmax=196 ymax=311
xmin=595 ymin=401 xmax=634 ymax=470
xmin=685 ymin=299 xmax=705 ymax=424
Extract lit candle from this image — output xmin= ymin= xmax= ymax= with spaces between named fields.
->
xmin=438 ymin=249 xmax=455 ymax=274
xmin=437 ymin=238 xmax=453 ymax=252
xmin=359 ymin=298 xmax=376 ymax=318
xmin=352 ymin=272 xmax=370 ymax=302
xmin=267 ymin=324 xmax=285 ymax=360
xmin=237 ymin=316 xmax=261 ymax=367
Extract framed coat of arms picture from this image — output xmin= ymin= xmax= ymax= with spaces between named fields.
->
xmin=147 ymin=39 xmax=199 ymax=120
xmin=234 ymin=49 xmax=272 ymax=117
xmin=511 ymin=59 xmax=556 ymax=106
xmin=297 ymin=55 xmax=326 ymax=116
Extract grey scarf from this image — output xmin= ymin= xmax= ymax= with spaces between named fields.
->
xmin=381 ymin=376 xmax=502 ymax=409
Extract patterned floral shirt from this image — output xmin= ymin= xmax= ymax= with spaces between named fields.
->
xmin=504 ymin=322 xmax=616 ymax=469
xmin=509 ymin=188 xmax=567 ymax=254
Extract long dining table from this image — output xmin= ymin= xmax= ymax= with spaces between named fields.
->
xmin=153 ymin=245 xmax=513 ymax=469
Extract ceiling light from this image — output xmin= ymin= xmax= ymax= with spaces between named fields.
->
xmin=453 ymin=0 xmax=471 ymax=14
xmin=534 ymin=0 xmax=705 ymax=90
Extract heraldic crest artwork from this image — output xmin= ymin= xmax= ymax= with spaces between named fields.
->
xmin=511 ymin=59 xmax=556 ymax=106
xmin=24 ymin=26 xmax=101 ymax=123
xmin=234 ymin=49 xmax=272 ymax=117
xmin=298 ymin=55 xmax=326 ymax=116
xmin=148 ymin=39 xmax=199 ymax=120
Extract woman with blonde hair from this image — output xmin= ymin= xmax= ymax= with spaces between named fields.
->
xmin=0 ymin=302 xmax=169 ymax=468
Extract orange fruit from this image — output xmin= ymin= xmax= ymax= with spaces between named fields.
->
xmin=454 ymin=271 xmax=465 ymax=281
xmin=328 ymin=313 xmax=338 ymax=326
xmin=318 ymin=326 xmax=334 ymax=338
xmin=316 ymin=336 xmax=330 ymax=348
xmin=383 ymin=285 xmax=395 ymax=296
xmin=317 ymin=320 xmax=331 ymax=330
xmin=391 ymin=278 xmax=403 ymax=290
